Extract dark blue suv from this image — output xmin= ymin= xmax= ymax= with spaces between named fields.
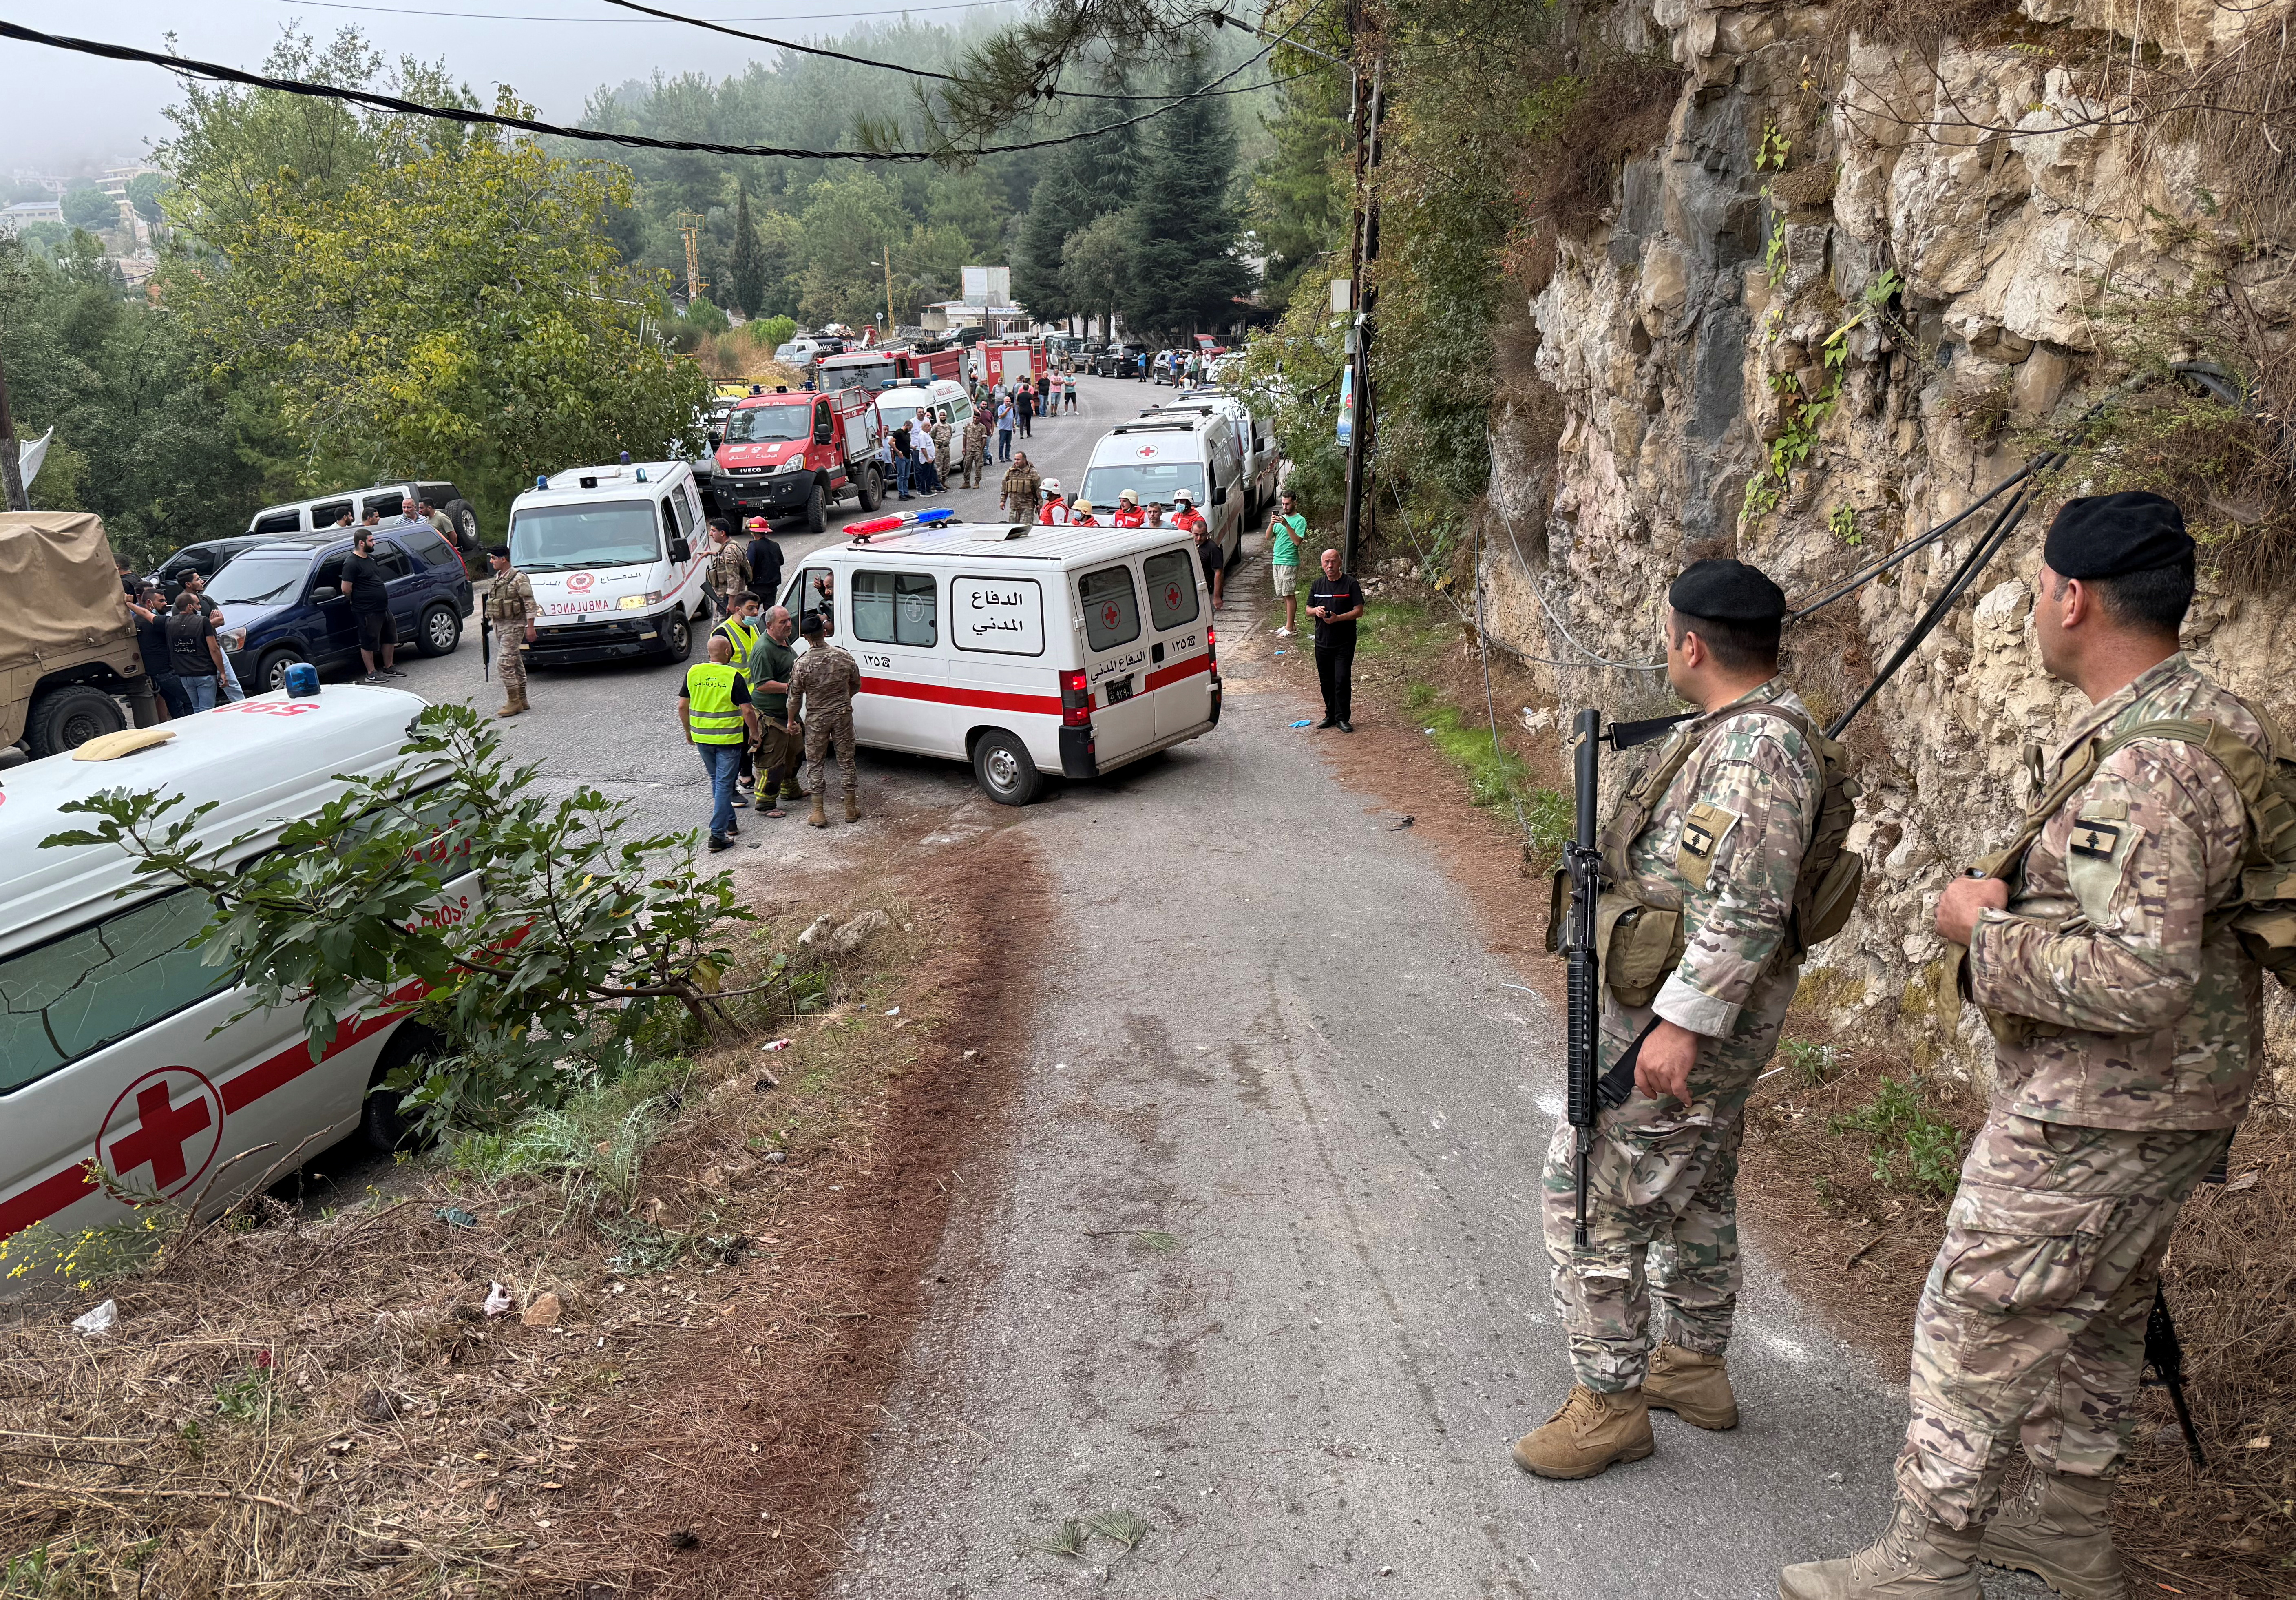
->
xmin=205 ymin=527 xmax=475 ymax=691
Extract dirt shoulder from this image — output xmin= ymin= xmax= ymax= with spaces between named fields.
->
xmin=0 ymin=818 xmax=1048 ymax=1600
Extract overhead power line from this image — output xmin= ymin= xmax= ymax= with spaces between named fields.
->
xmin=278 ymin=0 xmax=1017 ymax=19
xmin=0 ymin=17 xmax=1287 ymax=162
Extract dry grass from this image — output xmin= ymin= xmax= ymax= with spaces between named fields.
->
xmin=0 ymin=836 xmax=1051 ymax=1600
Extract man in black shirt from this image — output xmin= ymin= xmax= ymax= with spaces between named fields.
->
xmin=339 ymin=530 xmax=403 ymax=682
xmin=1189 ymin=507 xmax=1224 ymax=611
xmin=744 ymin=518 xmax=785 ymax=609
xmin=165 ymin=591 xmax=227 ymax=712
xmin=129 ymin=586 xmax=187 ymax=718
xmin=1306 ymin=547 xmax=1366 ymax=732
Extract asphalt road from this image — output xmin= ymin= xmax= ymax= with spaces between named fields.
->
xmin=381 ymin=372 xmax=1153 ymax=840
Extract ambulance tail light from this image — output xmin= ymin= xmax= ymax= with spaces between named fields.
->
xmin=1206 ymin=625 xmax=1218 ymax=675
xmin=1060 ymin=668 xmax=1091 ymax=727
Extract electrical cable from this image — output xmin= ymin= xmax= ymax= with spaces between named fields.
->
xmin=599 ymin=0 xmax=1287 ymax=103
xmin=278 ymin=0 xmax=1019 ymax=20
xmin=0 ymin=17 xmax=1286 ymax=161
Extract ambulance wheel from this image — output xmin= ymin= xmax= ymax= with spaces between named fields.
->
xmin=857 ymin=467 xmax=883 ymax=512
xmin=659 ymin=609 xmax=693 ymax=662
xmin=971 ymin=729 xmax=1040 ymax=807
xmin=804 ymin=480 xmax=829 ymax=533
xmin=362 ymin=1023 xmax=442 ymax=1152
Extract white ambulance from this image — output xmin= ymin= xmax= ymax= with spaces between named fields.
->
xmin=1078 ymin=414 xmax=1248 ymax=564
xmin=775 ymin=511 xmax=1222 ymax=805
xmin=0 ymin=686 xmax=473 ymax=1250
xmin=507 ymin=460 xmax=715 ymax=668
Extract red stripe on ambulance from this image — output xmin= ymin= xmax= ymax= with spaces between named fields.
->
xmin=857 ymin=676 xmax=1062 ymax=716
xmin=1144 ymin=654 xmax=1212 ymax=693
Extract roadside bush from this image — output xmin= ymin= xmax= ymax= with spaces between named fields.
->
xmin=1829 ymin=1075 xmax=1966 ymax=1198
xmin=42 ymin=704 xmax=778 ymax=1134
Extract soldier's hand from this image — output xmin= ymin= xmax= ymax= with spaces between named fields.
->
xmin=1934 ymin=874 xmax=2010 ymax=946
xmin=1634 ymin=1019 xmax=1700 ymax=1106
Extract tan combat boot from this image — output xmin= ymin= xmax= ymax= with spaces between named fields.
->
xmin=844 ymin=788 xmax=862 ymax=822
xmin=1509 ymin=1385 xmax=1653 ymax=1480
xmin=807 ymin=794 xmax=828 ymax=829
xmin=1644 ymin=1341 xmax=1738 ymax=1430
xmin=1779 ymin=1499 xmax=1984 ymax=1599
xmin=1974 ymin=1468 xmax=2124 ymax=1600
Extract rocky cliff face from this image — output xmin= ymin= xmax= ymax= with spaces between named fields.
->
xmin=1487 ymin=0 xmax=2296 ymax=1077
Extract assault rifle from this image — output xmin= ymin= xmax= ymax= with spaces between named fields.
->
xmin=1561 ymin=709 xmax=1690 ymax=1244
xmin=481 ymin=614 xmax=491 ymax=681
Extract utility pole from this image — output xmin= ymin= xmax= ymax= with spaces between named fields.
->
xmin=1339 ymin=59 xmax=1383 ymax=573
xmin=883 ymin=244 xmax=897 ymax=337
xmin=0 ymin=349 xmax=28 ymax=513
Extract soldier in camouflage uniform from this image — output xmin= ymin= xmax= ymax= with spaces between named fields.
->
xmin=1000 ymin=453 xmax=1041 ymax=522
xmin=1516 ymin=560 xmax=1823 ymax=1481
xmin=960 ymin=414 xmax=988 ymax=489
xmin=484 ymin=546 xmax=537 ymax=718
xmin=1782 ymin=493 xmax=2266 ymax=1598
xmin=930 ymin=415 xmax=954 ymax=496
xmin=785 ymin=611 xmax=862 ymax=827
xmin=705 ymin=523 xmax=749 ymax=617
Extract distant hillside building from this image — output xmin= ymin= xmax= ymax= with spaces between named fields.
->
xmin=0 ymin=199 xmax=64 ymax=235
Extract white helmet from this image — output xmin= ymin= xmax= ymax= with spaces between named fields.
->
xmin=1172 ymin=488 xmax=1194 ymax=505
xmin=1041 ymin=478 xmax=1063 ymax=495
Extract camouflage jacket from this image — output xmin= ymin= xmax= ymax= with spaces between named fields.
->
xmin=1968 ymin=652 xmax=2263 ymax=1130
xmin=786 ymin=643 xmax=861 ymax=723
xmin=930 ymin=420 xmax=953 ymax=460
xmin=1604 ymin=677 xmax=1822 ymax=1055
xmin=1001 ymin=464 xmax=1041 ymax=507
xmin=707 ymin=542 xmax=749 ymax=596
xmin=483 ymin=569 xmax=536 ymax=624
xmin=961 ymin=419 xmax=988 ymax=459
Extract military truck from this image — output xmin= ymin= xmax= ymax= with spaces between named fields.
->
xmin=2 ymin=511 xmax=155 ymax=763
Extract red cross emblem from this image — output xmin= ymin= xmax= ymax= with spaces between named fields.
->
xmin=1165 ymin=584 xmax=1182 ymax=610
xmin=1101 ymin=603 xmax=1120 ymax=628
xmin=99 ymin=1068 xmax=224 ymax=1200
xmin=567 ymin=572 xmax=595 ymax=592
xmin=1134 ymin=445 xmax=1158 ymax=458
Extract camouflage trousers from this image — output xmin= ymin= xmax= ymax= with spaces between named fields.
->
xmin=1539 ymin=982 xmax=1792 ymax=1393
xmin=803 ymin=711 xmax=857 ymax=800
xmin=1896 ymin=1114 xmax=2224 ymax=1527
xmin=494 ymin=642 xmax=526 ymax=694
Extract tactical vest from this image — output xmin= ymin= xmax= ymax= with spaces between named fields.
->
xmin=1572 ymin=701 xmax=1865 ymax=1008
xmin=683 ymin=662 xmax=746 ymax=745
xmin=1941 ymin=701 xmax=2296 ymax=1045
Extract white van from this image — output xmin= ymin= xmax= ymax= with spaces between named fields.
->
xmin=869 ymin=376 xmax=976 ymax=444
xmin=1078 ymin=416 xmax=1248 ymax=564
xmin=1171 ymin=389 xmax=1282 ymax=520
xmin=776 ymin=514 xmax=1222 ymax=805
xmin=508 ymin=460 xmax=714 ymax=668
xmin=0 ymin=686 xmax=471 ymax=1249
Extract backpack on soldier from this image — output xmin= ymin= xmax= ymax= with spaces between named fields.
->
xmin=1545 ymin=702 xmax=1865 ymax=1006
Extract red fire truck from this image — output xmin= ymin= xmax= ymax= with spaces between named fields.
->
xmin=815 ymin=345 xmax=966 ymax=394
xmin=711 ymin=385 xmax=886 ymax=532
xmin=971 ymin=340 xmax=1037 ymax=393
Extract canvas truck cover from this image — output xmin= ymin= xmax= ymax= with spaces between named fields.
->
xmin=0 ymin=512 xmax=132 ymax=673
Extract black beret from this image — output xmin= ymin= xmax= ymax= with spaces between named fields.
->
xmin=486 ymin=544 xmax=510 ymax=560
xmin=1668 ymin=558 xmax=1787 ymax=623
xmin=800 ymin=612 xmax=825 ymax=637
xmin=2044 ymin=492 xmax=2193 ymax=579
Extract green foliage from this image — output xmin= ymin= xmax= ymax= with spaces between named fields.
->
xmin=0 ymin=233 xmax=263 ymax=568
xmin=726 ymin=186 xmax=767 ymax=317
xmin=1059 ymin=211 xmax=1134 ymax=336
xmin=41 ymin=705 xmax=765 ymax=1134
xmin=754 ymin=313 xmax=798 ymax=352
xmin=126 ymin=172 xmax=172 ymax=228
xmin=1756 ymin=117 xmax=1792 ymax=172
xmin=60 ymin=186 xmax=115 ymax=232
xmin=453 ymin=1066 xmax=684 ymax=1219
xmin=1743 ymin=315 xmax=1861 ymax=525
xmin=1828 ymin=503 xmax=1862 ymax=547
xmin=1123 ymin=61 xmax=1255 ymax=337
xmin=1247 ymin=61 xmax=1348 ymax=307
xmin=1780 ymin=1038 xmax=1840 ymax=1087
xmin=214 ymin=1365 xmax=289 ymax=1425
xmin=1829 ymin=1076 xmax=1965 ymax=1198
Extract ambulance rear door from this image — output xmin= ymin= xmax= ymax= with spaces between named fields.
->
xmin=846 ymin=561 xmax=950 ymax=756
xmin=1140 ymin=543 xmax=1214 ymax=739
xmin=1074 ymin=556 xmax=1155 ymax=763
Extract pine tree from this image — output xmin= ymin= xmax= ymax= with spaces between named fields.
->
xmin=1123 ymin=64 xmax=1253 ymax=338
xmin=728 ymin=185 xmax=766 ymax=318
xmin=1013 ymin=108 xmax=1140 ymax=326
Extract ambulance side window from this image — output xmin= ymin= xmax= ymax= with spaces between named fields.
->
xmin=784 ymin=566 xmax=835 ymax=628
xmin=0 ymin=892 xmax=232 ymax=1092
xmin=1143 ymin=549 xmax=1200 ymax=631
xmin=852 ymin=571 xmax=937 ymax=648
xmin=1080 ymin=565 xmax=1141 ymax=652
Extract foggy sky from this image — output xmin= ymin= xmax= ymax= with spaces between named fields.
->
xmin=0 ymin=0 xmax=1011 ymax=173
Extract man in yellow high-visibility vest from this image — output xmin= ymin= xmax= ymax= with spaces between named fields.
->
xmin=678 ymin=633 xmax=760 ymax=852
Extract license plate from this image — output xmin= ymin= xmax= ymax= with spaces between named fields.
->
xmin=1104 ymin=677 xmax=1134 ymax=704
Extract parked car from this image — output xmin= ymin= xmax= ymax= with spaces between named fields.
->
xmin=246 ymin=480 xmax=480 ymax=551
xmin=205 ymin=524 xmax=474 ymax=692
xmin=146 ymin=534 xmax=274 ymax=599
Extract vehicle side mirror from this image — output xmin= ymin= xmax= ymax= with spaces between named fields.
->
xmin=670 ymin=538 xmax=692 ymax=564
xmin=1212 ymin=486 xmax=1229 ymax=506
xmin=814 ymin=423 xmax=833 ymax=445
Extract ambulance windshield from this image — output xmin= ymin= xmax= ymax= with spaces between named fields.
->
xmin=509 ymin=500 xmax=662 ymax=572
xmin=1081 ymin=462 xmax=1205 ymax=509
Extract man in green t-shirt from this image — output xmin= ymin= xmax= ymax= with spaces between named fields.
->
xmin=1268 ymin=489 xmax=1309 ymax=637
